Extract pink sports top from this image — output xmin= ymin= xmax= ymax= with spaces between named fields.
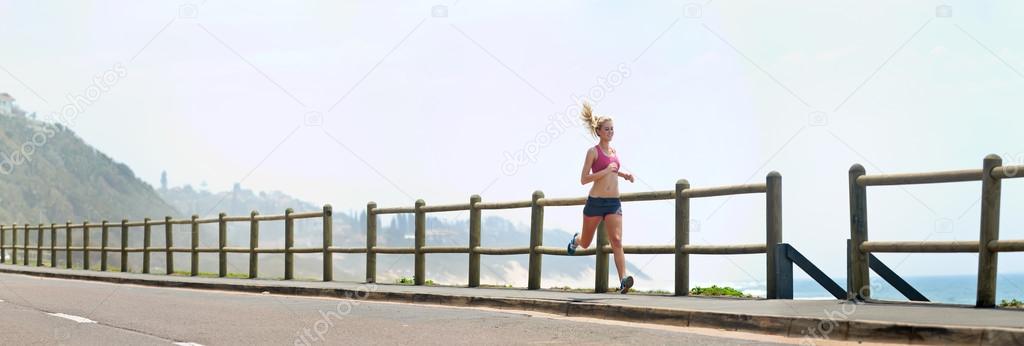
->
xmin=591 ymin=145 xmax=621 ymax=173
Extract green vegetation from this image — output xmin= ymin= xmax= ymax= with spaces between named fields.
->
xmin=1000 ymin=298 xmax=1023 ymax=308
xmin=395 ymin=276 xmax=435 ymax=286
xmin=171 ymin=270 xmax=251 ymax=279
xmin=689 ymin=285 xmax=752 ymax=298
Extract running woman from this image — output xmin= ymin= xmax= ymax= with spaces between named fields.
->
xmin=567 ymin=102 xmax=636 ymax=294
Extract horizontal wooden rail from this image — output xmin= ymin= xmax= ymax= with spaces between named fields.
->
xmin=536 ymin=197 xmax=586 ymax=207
xmin=620 ymin=245 xmax=674 ymax=254
xmin=253 ymin=214 xmax=288 ymax=221
xmin=222 ymin=216 xmax=251 ymax=222
xmin=421 ymin=246 xmax=471 ymax=254
xmin=682 ymin=183 xmax=767 ymax=198
xmin=473 ymin=200 xmax=532 ymax=210
xmin=857 ymin=169 xmax=982 ymax=187
xmin=860 ymin=241 xmax=979 ymax=253
xmin=373 ymin=207 xmax=416 ymax=214
xmin=372 ymin=247 xmax=415 ymax=254
xmin=684 ymin=244 xmax=767 ymax=254
xmin=534 ymin=246 xmax=596 ymax=256
xmin=621 ymin=190 xmax=675 ymax=202
xmin=418 ymin=204 xmax=471 ymax=213
xmin=328 ymin=247 xmax=367 ymax=254
xmin=289 ymin=211 xmax=324 ymax=219
xmin=473 ymin=246 xmax=530 ymax=255
xmin=988 ymin=239 xmax=1024 ymax=252
xmin=991 ymin=165 xmax=1024 ymax=179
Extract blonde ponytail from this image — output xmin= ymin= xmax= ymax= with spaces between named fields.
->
xmin=580 ymin=101 xmax=613 ymax=138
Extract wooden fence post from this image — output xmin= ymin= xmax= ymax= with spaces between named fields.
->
xmin=469 ymin=195 xmax=481 ymax=288
xmin=249 ymin=211 xmax=259 ymax=279
xmin=321 ymin=205 xmax=333 ymax=280
xmin=285 ymin=208 xmax=294 ymax=280
xmin=848 ymin=164 xmax=869 ymax=300
xmin=36 ymin=224 xmax=43 ymax=266
xmin=22 ymin=224 xmax=29 ymax=265
xmin=323 ymin=204 xmax=333 ymax=282
xmin=65 ymin=221 xmax=71 ymax=269
xmin=595 ymin=221 xmax=609 ymax=293
xmin=49 ymin=224 xmax=57 ymax=268
xmin=977 ymin=154 xmax=1003 ymax=307
xmin=675 ymin=179 xmax=690 ymax=296
xmin=143 ymin=218 xmax=151 ymax=274
xmin=766 ymin=172 xmax=783 ymax=299
xmin=82 ymin=221 xmax=90 ymax=270
xmin=218 ymin=213 xmax=227 ymax=278
xmin=120 ymin=219 xmax=128 ymax=272
xmin=11 ymin=224 xmax=18 ymax=266
xmin=165 ymin=216 xmax=173 ymax=275
xmin=366 ymin=202 xmax=377 ymax=284
xmin=528 ymin=191 xmax=544 ymax=290
xmin=190 ymin=215 xmax=198 ymax=276
xmin=414 ymin=200 xmax=425 ymax=285
xmin=100 ymin=221 xmax=109 ymax=271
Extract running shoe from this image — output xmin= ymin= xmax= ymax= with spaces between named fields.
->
xmin=618 ymin=275 xmax=634 ymax=294
xmin=567 ymin=233 xmax=579 ymax=256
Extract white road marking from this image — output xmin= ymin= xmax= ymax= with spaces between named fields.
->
xmin=174 ymin=343 xmax=204 ymax=346
xmin=48 ymin=312 xmax=97 ymax=324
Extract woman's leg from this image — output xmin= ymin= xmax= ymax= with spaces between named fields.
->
xmin=604 ymin=213 xmax=625 ymax=281
xmin=577 ymin=216 xmax=603 ymax=249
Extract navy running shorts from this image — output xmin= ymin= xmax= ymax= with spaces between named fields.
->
xmin=583 ymin=196 xmax=622 ymax=217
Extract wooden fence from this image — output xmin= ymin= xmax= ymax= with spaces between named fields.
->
xmin=849 ymin=154 xmax=1024 ymax=307
xmin=0 ymin=173 xmax=783 ymax=297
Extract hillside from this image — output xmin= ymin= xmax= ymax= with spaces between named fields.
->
xmin=0 ymin=113 xmax=178 ymax=224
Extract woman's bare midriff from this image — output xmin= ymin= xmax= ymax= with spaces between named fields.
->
xmin=589 ymin=170 xmax=619 ymax=198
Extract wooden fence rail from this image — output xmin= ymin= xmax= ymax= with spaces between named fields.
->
xmin=849 ymin=154 xmax=1024 ymax=307
xmin=0 ymin=173 xmax=783 ymax=298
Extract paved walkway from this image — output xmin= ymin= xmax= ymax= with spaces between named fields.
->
xmin=1 ymin=264 xmax=1022 ymax=345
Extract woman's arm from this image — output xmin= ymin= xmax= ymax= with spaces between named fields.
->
xmin=580 ymin=148 xmax=616 ymax=185
xmin=617 ymin=170 xmax=635 ymax=183
xmin=609 ymin=148 xmax=634 ymax=182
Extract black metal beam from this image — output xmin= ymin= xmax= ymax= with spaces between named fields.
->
xmin=774 ymin=243 xmax=846 ymax=300
xmin=868 ymin=253 xmax=929 ymax=302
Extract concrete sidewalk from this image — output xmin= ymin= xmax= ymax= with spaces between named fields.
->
xmin=0 ymin=264 xmax=1021 ymax=345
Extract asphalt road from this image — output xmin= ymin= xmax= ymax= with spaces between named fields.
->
xmin=0 ymin=273 xmax=814 ymax=345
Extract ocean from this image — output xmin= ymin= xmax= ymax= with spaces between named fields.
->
xmin=791 ymin=273 xmax=1024 ymax=305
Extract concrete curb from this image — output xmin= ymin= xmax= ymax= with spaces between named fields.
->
xmin=0 ymin=266 xmax=1021 ymax=345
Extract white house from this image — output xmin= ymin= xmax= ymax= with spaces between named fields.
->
xmin=0 ymin=93 xmax=14 ymax=115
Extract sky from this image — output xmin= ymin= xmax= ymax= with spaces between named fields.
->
xmin=2 ymin=0 xmax=1024 ymax=293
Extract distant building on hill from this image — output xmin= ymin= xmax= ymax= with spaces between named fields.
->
xmin=0 ymin=93 xmax=14 ymax=116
